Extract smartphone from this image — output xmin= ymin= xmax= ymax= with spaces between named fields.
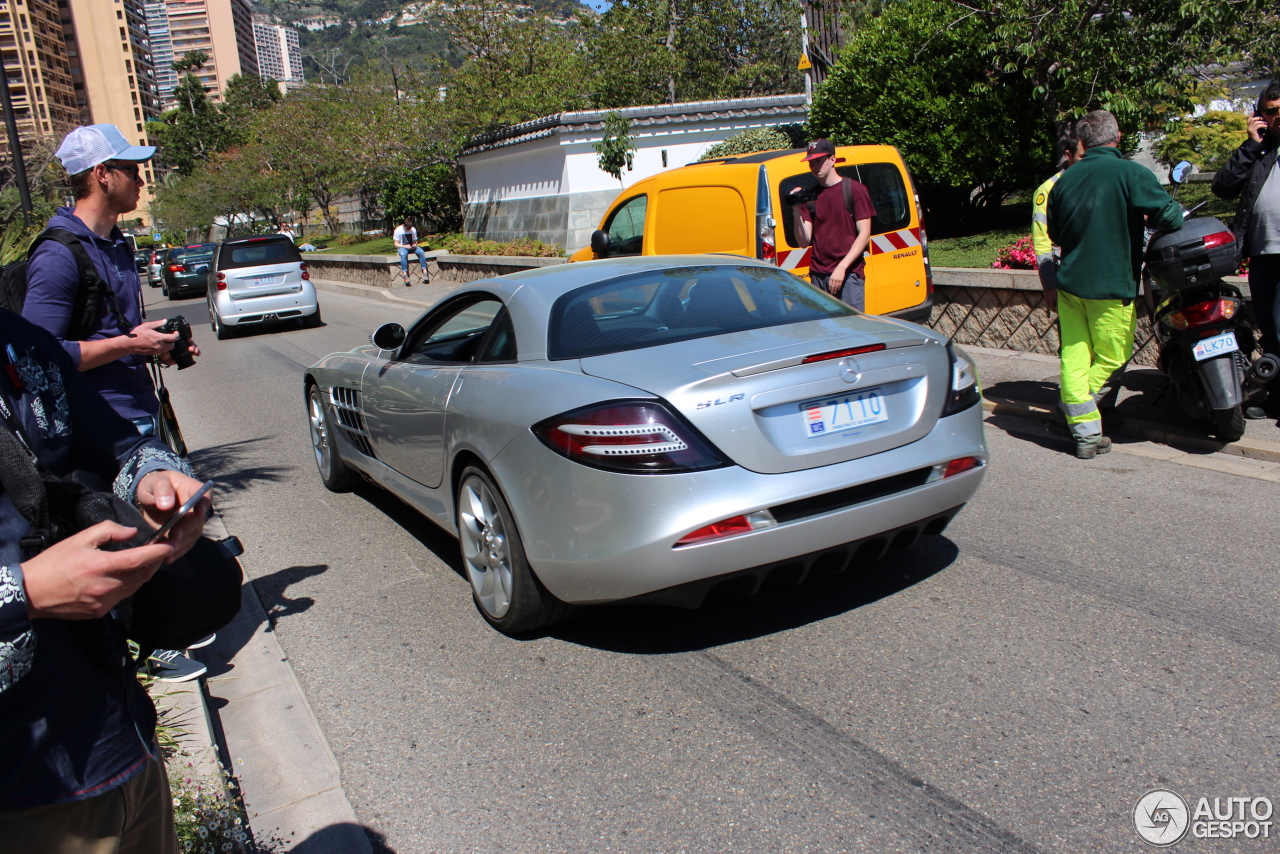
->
xmin=145 ymin=480 xmax=214 ymax=545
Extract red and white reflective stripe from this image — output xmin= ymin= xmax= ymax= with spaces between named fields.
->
xmin=778 ymin=247 xmax=811 ymax=270
xmin=869 ymin=227 xmax=922 ymax=256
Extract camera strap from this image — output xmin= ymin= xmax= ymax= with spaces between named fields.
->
xmin=147 ymin=359 xmax=188 ymax=457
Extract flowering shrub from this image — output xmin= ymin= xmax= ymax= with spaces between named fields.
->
xmin=1238 ymin=256 xmax=1250 ymax=279
xmin=991 ymin=236 xmax=1039 ymax=270
xmin=171 ymin=760 xmax=253 ymax=853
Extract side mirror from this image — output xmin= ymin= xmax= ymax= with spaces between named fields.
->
xmin=1169 ymin=160 xmax=1194 ymax=184
xmin=590 ymin=230 xmax=611 ymax=258
xmin=195 ymin=265 xmax=209 ymax=274
xmin=371 ymin=322 xmax=406 ymax=352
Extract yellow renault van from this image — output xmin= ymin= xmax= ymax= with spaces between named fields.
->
xmin=568 ymin=145 xmax=933 ymax=320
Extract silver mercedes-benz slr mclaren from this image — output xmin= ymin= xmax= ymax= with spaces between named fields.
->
xmin=304 ymin=255 xmax=988 ymax=633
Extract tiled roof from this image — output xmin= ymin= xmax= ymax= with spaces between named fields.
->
xmin=461 ymin=94 xmax=808 ymax=156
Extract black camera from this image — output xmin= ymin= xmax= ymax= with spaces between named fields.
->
xmin=784 ymin=185 xmax=820 ymax=206
xmin=157 ymin=315 xmax=195 ymax=370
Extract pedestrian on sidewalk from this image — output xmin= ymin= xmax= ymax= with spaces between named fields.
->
xmin=0 ymin=308 xmax=209 ymax=854
xmin=789 ymin=139 xmax=875 ymax=310
xmin=22 ymin=123 xmax=209 ymax=681
xmin=1212 ymin=79 xmax=1280 ymax=419
xmin=1047 ymin=110 xmax=1183 ymax=459
xmin=1031 ymin=122 xmax=1085 ymax=308
xmin=394 ymin=218 xmax=430 ymax=286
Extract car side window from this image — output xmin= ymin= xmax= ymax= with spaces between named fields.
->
xmin=603 ymin=195 xmax=647 ymax=256
xmin=408 ymin=298 xmax=503 ymax=363
xmin=476 ymin=309 xmax=517 ymax=362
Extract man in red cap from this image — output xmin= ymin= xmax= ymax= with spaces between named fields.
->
xmin=790 ymin=138 xmax=875 ymax=310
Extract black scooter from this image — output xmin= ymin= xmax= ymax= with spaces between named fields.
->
xmin=1144 ymin=161 xmax=1279 ymax=441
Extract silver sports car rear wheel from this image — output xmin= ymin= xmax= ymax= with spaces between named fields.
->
xmin=457 ymin=467 xmax=572 ymax=633
xmin=309 ymin=385 xmax=353 ymax=491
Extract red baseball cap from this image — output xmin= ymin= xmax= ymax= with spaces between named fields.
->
xmin=802 ymin=138 xmax=844 ymax=162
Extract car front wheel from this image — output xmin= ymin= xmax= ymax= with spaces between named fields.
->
xmin=308 ymin=385 xmax=353 ymax=492
xmin=456 ymin=466 xmax=572 ymax=634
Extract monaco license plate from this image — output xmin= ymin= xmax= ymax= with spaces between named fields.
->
xmin=802 ymin=388 xmax=888 ymax=437
xmin=1193 ymin=331 xmax=1238 ymax=361
xmin=252 ymin=275 xmax=281 ymax=287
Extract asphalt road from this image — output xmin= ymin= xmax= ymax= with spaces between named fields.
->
xmin=149 ymin=284 xmax=1280 ymax=854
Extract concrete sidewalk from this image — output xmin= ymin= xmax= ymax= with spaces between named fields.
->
xmin=966 ymin=344 xmax=1280 ymax=462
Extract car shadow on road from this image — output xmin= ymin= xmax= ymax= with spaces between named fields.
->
xmin=549 ymin=535 xmax=961 ymax=654
xmin=188 ymin=437 xmax=292 ymax=494
xmin=353 ymin=480 xmax=464 ymax=574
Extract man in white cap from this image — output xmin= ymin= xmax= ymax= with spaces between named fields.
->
xmin=23 ymin=124 xmax=208 ymax=683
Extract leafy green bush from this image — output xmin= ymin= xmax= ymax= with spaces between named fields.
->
xmin=699 ymin=127 xmax=793 ymax=161
xmin=426 ymin=234 xmax=565 ymax=257
xmin=334 ymin=233 xmax=364 ymax=246
xmin=381 ymin=164 xmax=463 ymax=233
xmin=1153 ymin=110 xmax=1249 ymax=171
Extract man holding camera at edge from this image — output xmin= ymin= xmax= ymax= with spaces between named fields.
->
xmin=1212 ymin=79 xmax=1280 ymax=421
xmin=22 ymin=124 xmax=206 ymax=681
xmin=790 ymin=138 xmax=875 ymax=311
xmin=0 ymin=304 xmax=208 ymax=854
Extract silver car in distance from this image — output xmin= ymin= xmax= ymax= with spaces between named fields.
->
xmin=304 ymin=256 xmax=988 ymax=633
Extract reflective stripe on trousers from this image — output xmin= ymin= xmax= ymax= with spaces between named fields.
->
xmin=1057 ymin=291 xmax=1136 ymax=437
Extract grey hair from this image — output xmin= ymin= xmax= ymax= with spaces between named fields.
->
xmin=1076 ymin=110 xmax=1120 ymax=149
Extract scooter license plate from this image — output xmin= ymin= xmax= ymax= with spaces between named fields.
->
xmin=1192 ymin=331 xmax=1238 ymax=362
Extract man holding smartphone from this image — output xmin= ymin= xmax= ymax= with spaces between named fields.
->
xmin=790 ymin=139 xmax=875 ymax=310
xmin=1213 ymin=80 xmax=1280 ymax=419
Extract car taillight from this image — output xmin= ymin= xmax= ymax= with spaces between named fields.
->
xmin=216 ymin=271 xmax=226 ymax=290
xmin=168 ymin=264 xmax=185 ymax=272
xmin=942 ymin=343 xmax=981 ymax=416
xmin=532 ymin=400 xmax=728 ymax=474
xmin=675 ymin=509 xmax=778 ymax=547
xmin=300 ymin=262 xmax=310 ymax=280
xmin=1203 ymin=231 xmax=1234 ymax=250
xmin=1163 ymin=298 xmax=1240 ymax=330
xmin=759 ymin=217 xmax=776 ymax=263
xmin=926 ymin=456 xmax=983 ymax=482
xmin=920 ymin=218 xmax=933 ymax=296
xmin=802 ymin=343 xmax=886 ymax=364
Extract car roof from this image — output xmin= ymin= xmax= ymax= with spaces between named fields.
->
xmin=222 ymin=234 xmax=294 ymax=245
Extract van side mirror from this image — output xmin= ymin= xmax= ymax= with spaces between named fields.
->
xmin=590 ymin=230 xmax=611 ymax=257
xmin=1169 ymin=160 xmax=1194 ymax=184
xmin=371 ymin=322 xmax=406 ymax=352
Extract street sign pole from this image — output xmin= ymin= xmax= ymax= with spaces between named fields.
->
xmin=0 ymin=67 xmax=33 ymax=227
xmin=800 ymin=2 xmax=812 ymax=105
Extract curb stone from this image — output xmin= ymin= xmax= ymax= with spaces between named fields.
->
xmin=178 ymin=514 xmax=371 ymax=854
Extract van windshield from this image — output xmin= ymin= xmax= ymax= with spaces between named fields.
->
xmin=778 ymin=162 xmax=911 ymax=248
xmin=548 ymin=265 xmax=854 ymax=360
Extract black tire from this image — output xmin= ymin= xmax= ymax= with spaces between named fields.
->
xmin=302 ymin=307 xmax=322 ymax=329
xmin=161 ymin=283 xmax=169 ymax=299
xmin=212 ymin=308 xmax=236 ymax=340
xmin=1211 ymin=405 xmax=1245 ymax=442
xmin=456 ymin=466 xmax=573 ymax=634
xmin=308 ymin=385 xmax=354 ymax=492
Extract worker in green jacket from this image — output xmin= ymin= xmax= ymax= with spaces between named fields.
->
xmin=1047 ymin=110 xmax=1183 ymax=459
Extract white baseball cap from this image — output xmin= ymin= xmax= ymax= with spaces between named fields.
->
xmin=55 ymin=124 xmax=155 ymax=175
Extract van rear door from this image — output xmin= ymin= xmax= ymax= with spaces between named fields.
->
xmin=771 ymin=149 xmax=929 ymax=318
xmin=651 ymin=164 xmax=758 ymax=256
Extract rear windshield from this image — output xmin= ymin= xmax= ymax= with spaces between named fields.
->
xmin=548 ymin=265 xmax=854 ymax=360
xmin=170 ymin=244 xmax=216 ymax=265
xmin=219 ymin=239 xmax=302 ymax=269
xmin=779 ymin=162 xmax=911 ymax=248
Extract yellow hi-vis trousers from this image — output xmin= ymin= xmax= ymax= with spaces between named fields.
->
xmin=1057 ymin=291 xmax=1136 ymax=437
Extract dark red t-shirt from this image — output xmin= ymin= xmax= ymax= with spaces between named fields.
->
xmin=798 ymin=178 xmax=876 ymax=276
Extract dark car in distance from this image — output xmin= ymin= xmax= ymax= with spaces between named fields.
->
xmin=134 ymin=248 xmax=151 ymax=278
xmin=163 ymin=243 xmax=217 ymax=299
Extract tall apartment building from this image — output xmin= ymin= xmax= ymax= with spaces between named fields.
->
xmin=252 ymin=21 xmax=302 ymax=88
xmin=64 ymin=0 xmax=162 ymax=222
xmin=163 ymin=0 xmax=256 ymax=105
xmin=0 ymin=0 xmax=79 ymax=157
xmin=144 ymin=0 xmax=175 ymax=108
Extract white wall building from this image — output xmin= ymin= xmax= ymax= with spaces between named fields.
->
xmin=457 ymin=94 xmax=808 ymax=251
xmin=253 ymin=22 xmax=304 ymax=85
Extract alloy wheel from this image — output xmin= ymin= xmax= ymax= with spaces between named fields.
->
xmin=458 ymin=475 xmax=513 ymax=619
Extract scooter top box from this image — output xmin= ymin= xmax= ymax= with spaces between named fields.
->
xmin=1147 ymin=217 xmax=1241 ymax=290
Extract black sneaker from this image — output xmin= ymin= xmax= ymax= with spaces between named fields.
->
xmin=1244 ymin=405 xmax=1268 ymax=420
xmin=185 ymin=633 xmax=216 ymax=650
xmin=145 ymin=649 xmax=207 ymax=683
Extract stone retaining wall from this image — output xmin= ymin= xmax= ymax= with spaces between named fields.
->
xmin=925 ymin=267 xmax=1251 ymax=368
xmin=302 ymin=252 xmax=567 ymax=287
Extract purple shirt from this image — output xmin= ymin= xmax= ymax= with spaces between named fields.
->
xmin=22 ymin=209 xmax=157 ymax=420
